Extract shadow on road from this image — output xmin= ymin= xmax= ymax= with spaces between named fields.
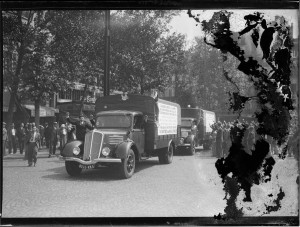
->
xmin=42 ymin=158 xmax=159 ymax=182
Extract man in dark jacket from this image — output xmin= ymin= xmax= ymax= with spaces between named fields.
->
xmin=48 ymin=122 xmax=59 ymax=157
xmin=16 ymin=123 xmax=26 ymax=154
xmin=26 ymin=125 xmax=40 ymax=167
xmin=89 ymin=114 xmax=96 ymax=128
xmin=44 ymin=122 xmax=51 ymax=148
xmin=66 ymin=112 xmax=93 ymax=142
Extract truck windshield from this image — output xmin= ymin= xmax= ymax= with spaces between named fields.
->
xmin=96 ymin=115 xmax=132 ymax=128
xmin=181 ymin=120 xmax=192 ymax=127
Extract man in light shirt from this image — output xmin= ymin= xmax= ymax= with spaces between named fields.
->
xmin=27 ymin=126 xmax=40 ymax=167
xmin=8 ymin=123 xmax=17 ymax=154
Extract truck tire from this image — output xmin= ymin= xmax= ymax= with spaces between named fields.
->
xmin=120 ymin=149 xmax=135 ymax=179
xmin=159 ymin=143 xmax=173 ymax=164
xmin=65 ymin=161 xmax=82 ymax=177
xmin=189 ymin=141 xmax=195 ymax=156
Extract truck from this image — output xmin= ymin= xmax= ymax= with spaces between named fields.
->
xmin=177 ymin=117 xmax=197 ymax=155
xmin=60 ymin=94 xmax=181 ymax=179
xmin=181 ymin=108 xmax=216 ymax=150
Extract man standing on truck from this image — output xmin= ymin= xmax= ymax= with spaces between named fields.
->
xmin=65 ymin=112 xmax=93 ymax=143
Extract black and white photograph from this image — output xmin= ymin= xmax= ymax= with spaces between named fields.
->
xmin=1 ymin=1 xmax=299 ymax=225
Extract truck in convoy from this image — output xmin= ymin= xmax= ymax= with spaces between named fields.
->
xmin=61 ymin=94 xmax=181 ymax=179
xmin=181 ymin=108 xmax=216 ymax=150
xmin=177 ymin=117 xmax=197 ymax=155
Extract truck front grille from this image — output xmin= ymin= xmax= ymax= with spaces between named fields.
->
xmin=83 ymin=131 xmax=103 ymax=161
xmin=108 ymin=135 xmax=124 ymax=145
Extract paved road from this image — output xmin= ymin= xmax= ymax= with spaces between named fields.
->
xmin=2 ymin=148 xmax=226 ymax=217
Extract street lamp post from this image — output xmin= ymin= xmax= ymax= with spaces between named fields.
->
xmin=103 ymin=10 xmax=110 ymax=96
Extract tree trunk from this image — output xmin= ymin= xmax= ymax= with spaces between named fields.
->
xmin=34 ymin=99 xmax=40 ymax=128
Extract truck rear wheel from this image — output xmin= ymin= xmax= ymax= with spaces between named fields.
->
xmin=159 ymin=143 xmax=173 ymax=164
xmin=65 ymin=161 xmax=82 ymax=177
xmin=120 ymin=149 xmax=135 ymax=179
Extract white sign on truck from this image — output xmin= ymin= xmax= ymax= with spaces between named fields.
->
xmin=204 ymin=110 xmax=216 ymax=133
xmin=157 ymin=102 xmax=178 ymax=135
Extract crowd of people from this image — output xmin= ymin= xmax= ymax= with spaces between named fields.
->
xmin=209 ymin=119 xmax=297 ymax=158
xmin=2 ymin=113 xmax=96 ymax=167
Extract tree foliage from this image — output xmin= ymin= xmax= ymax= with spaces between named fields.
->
xmin=110 ymin=10 xmax=183 ymax=94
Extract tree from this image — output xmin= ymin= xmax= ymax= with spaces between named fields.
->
xmin=110 ymin=10 xmax=183 ymax=95
xmin=19 ymin=11 xmax=67 ymax=127
xmin=3 ymin=11 xmax=36 ymax=128
xmin=46 ymin=10 xmax=105 ymax=114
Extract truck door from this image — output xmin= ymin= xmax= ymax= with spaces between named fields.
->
xmin=132 ymin=115 xmax=145 ymax=154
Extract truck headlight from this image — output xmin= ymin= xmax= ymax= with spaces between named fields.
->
xmin=73 ymin=147 xmax=80 ymax=156
xmin=102 ymin=147 xmax=111 ymax=156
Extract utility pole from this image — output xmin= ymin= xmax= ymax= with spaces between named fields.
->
xmin=103 ymin=10 xmax=110 ymax=96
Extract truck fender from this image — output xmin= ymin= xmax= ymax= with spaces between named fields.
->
xmin=62 ymin=140 xmax=83 ymax=157
xmin=115 ymin=141 xmax=138 ymax=159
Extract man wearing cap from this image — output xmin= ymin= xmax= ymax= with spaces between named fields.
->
xmin=26 ymin=125 xmax=40 ymax=167
xmin=3 ymin=122 xmax=8 ymax=155
xmin=8 ymin=123 xmax=17 ymax=154
xmin=66 ymin=112 xmax=93 ymax=143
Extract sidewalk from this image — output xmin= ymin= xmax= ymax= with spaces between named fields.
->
xmin=3 ymin=147 xmax=60 ymax=160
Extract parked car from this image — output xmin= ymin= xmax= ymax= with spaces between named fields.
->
xmin=60 ymin=94 xmax=181 ymax=179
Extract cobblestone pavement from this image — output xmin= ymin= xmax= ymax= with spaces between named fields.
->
xmin=2 ymin=148 xmax=226 ymax=217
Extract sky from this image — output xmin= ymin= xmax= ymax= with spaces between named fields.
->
xmin=169 ymin=9 xmax=299 ymax=46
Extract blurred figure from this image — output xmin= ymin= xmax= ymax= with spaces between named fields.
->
xmin=59 ymin=124 xmax=68 ymax=154
xmin=16 ymin=123 xmax=26 ymax=154
xmin=26 ymin=125 xmax=40 ymax=167
xmin=8 ymin=123 xmax=17 ymax=154
xmin=49 ymin=122 xmax=59 ymax=157
xmin=44 ymin=122 xmax=51 ymax=148
xmin=24 ymin=123 xmax=33 ymax=160
xmin=89 ymin=114 xmax=96 ymax=128
xmin=3 ymin=122 xmax=8 ymax=156
xmin=39 ymin=124 xmax=45 ymax=148
xmin=67 ymin=123 xmax=76 ymax=142
xmin=216 ymin=122 xmax=224 ymax=158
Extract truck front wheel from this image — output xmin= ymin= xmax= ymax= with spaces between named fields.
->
xmin=65 ymin=161 xmax=82 ymax=177
xmin=120 ymin=149 xmax=135 ymax=179
xmin=159 ymin=143 xmax=173 ymax=164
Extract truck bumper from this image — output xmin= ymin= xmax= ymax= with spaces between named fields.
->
xmin=59 ymin=156 xmax=122 ymax=164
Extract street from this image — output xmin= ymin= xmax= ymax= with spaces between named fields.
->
xmin=2 ymin=147 xmax=226 ymax=217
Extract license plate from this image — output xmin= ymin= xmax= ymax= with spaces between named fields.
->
xmin=79 ymin=164 xmax=95 ymax=169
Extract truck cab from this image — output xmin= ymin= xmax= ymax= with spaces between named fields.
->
xmin=177 ymin=117 xmax=197 ymax=155
xmin=61 ymin=94 xmax=181 ymax=179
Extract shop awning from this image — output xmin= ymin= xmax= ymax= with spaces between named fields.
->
xmin=24 ymin=105 xmax=59 ymax=117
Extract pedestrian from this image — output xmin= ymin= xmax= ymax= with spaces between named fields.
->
xmin=59 ymin=124 xmax=68 ymax=154
xmin=66 ymin=112 xmax=93 ymax=143
xmin=89 ymin=114 xmax=96 ymax=128
xmin=44 ymin=122 xmax=51 ymax=148
xmin=215 ymin=122 xmax=223 ymax=158
xmin=39 ymin=124 xmax=45 ymax=148
xmin=49 ymin=122 xmax=59 ymax=157
xmin=26 ymin=125 xmax=40 ymax=167
xmin=3 ymin=122 xmax=8 ymax=156
xmin=24 ymin=123 xmax=32 ymax=160
xmin=222 ymin=122 xmax=231 ymax=157
xmin=16 ymin=123 xmax=26 ymax=154
xmin=8 ymin=123 xmax=17 ymax=154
